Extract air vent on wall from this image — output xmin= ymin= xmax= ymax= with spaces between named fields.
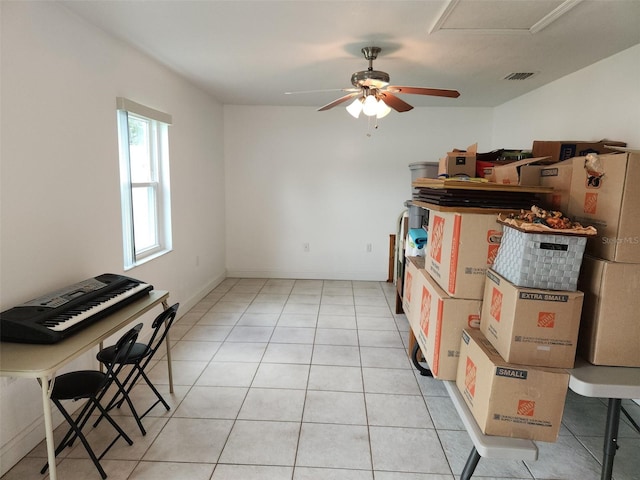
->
xmin=503 ymin=72 xmax=537 ymax=80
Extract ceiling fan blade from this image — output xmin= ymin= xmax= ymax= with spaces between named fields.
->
xmin=378 ymin=92 xmax=413 ymax=112
xmin=318 ymin=92 xmax=360 ymax=111
xmin=386 ymin=86 xmax=460 ymax=98
xmin=285 ymin=88 xmax=358 ymax=95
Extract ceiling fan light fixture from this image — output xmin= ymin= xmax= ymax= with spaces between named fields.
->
xmin=376 ymin=99 xmax=391 ymax=119
xmin=346 ymin=97 xmax=363 ymax=118
xmin=362 ymin=94 xmax=379 ymax=117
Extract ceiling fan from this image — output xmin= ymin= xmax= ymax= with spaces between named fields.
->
xmin=313 ymin=46 xmax=460 ymax=118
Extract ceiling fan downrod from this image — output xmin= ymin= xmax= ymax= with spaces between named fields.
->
xmin=361 ymin=46 xmax=381 ymax=71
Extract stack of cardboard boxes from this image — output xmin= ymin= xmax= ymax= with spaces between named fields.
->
xmin=403 ymin=205 xmax=581 ymax=442
xmin=455 ymin=221 xmax=592 ymax=442
xmin=515 ymin=147 xmax=640 ymax=366
xmin=403 ymin=209 xmax=503 ymax=381
xmin=568 ymin=149 xmax=640 ymax=367
xmin=404 ymin=143 xmax=638 ymax=442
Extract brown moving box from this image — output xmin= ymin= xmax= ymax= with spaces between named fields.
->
xmin=531 ymin=140 xmax=626 ymax=163
xmin=577 ymin=255 xmax=640 ymax=367
xmin=567 ymin=150 xmax=640 ymax=263
xmin=520 ymin=159 xmax=574 ymax=213
xmin=480 ymin=269 xmax=584 ymax=368
xmin=489 ymin=157 xmax=550 ymax=185
xmin=426 ymin=210 xmax=503 ymax=300
xmin=456 ymin=328 xmax=569 ymax=442
xmin=402 ymin=256 xmax=425 ymax=322
xmin=409 ymin=268 xmax=481 ymax=380
xmin=439 ymin=143 xmax=477 ymax=178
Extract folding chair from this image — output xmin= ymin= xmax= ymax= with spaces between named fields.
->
xmin=41 ymin=323 xmax=142 ymax=480
xmin=95 ymin=303 xmax=179 ymax=434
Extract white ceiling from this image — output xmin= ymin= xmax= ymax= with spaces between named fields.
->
xmin=60 ymin=0 xmax=640 ymax=109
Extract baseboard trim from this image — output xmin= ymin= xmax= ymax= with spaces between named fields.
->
xmin=225 ymin=269 xmax=386 ymax=282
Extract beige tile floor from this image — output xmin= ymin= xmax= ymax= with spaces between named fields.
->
xmin=3 ymin=278 xmax=639 ymax=480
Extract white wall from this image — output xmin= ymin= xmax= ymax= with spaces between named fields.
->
xmin=0 ymin=2 xmax=226 ymax=473
xmin=2 ymin=1 xmax=640 ymax=474
xmin=224 ymin=106 xmax=493 ymax=280
xmin=224 ymin=37 xmax=640 ymax=283
xmin=492 ymin=43 xmax=640 ymax=149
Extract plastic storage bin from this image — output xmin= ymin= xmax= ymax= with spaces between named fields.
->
xmin=409 ymin=162 xmax=439 ymax=181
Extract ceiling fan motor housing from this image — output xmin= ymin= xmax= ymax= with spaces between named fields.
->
xmin=352 ymin=46 xmax=390 ymax=89
xmin=351 ymin=70 xmax=390 ymax=89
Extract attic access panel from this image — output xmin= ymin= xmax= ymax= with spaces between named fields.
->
xmin=430 ymin=0 xmax=582 ymax=34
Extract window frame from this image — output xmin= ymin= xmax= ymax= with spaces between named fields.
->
xmin=116 ymin=98 xmax=173 ymax=270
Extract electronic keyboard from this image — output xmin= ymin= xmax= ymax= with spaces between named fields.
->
xmin=0 ymin=274 xmax=153 ymax=344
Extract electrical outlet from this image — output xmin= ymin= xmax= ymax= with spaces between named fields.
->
xmin=366 ymin=243 xmax=372 ymax=253
xmin=303 ymin=242 xmax=310 ymax=252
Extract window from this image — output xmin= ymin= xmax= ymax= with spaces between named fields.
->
xmin=116 ymin=98 xmax=172 ymax=269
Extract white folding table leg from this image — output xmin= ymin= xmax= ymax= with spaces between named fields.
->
xmin=40 ymin=376 xmax=58 ymax=480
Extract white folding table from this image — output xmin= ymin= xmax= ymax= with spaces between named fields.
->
xmin=0 ymin=290 xmax=171 ymax=480
xmin=568 ymin=358 xmax=640 ymax=480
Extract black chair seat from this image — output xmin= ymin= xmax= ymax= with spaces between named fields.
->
xmin=51 ymin=371 xmax=106 ymax=400
xmin=97 ymin=343 xmax=149 ymax=365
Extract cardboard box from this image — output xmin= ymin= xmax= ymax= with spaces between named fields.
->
xmin=521 ymin=160 xmax=574 ymax=212
xmin=456 ymin=328 xmax=569 ymax=442
xmin=439 ymin=143 xmax=477 ymax=178
xmin=480 ymin=269 xmax=584 ymax=368
xmin=532 ymin=140 xmax=626 ymax=163
xmin=489 ymin=157 xmax=551 ymax=185
xmin=426 ymin=210 xmax=503 ymax=299
xmin=402 ymin=256 xmax=425 ymax=322
xmin=567 ymin=150 xmax=640 ymax=263
xmin=577 ymin=255 xmax=640 ymax=367
xmin=492 ymin=224 xmax=588 ymax=292
xmin=409 ymin=269 xmax=482 ymax=379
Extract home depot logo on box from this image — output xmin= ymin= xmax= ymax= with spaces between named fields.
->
xmin=420 ymin=285 xmax=431 ymax=337
xmin=486 ymin=230 xmax=502 ymax=265
xmin=537 ymin=312 xmax=555 ymax=328
xmin=465 ymin=357 xmax=477 ymax=397
xmin=584 ymin=192 xmax=598 ymax=215
xmin=490 ymin=287 xmax=503 ymax=322
xmin=517 ymin=399 xmax=536 ymax=417
xmin=468 ymin=314 xmax=480 ymax=329
xmin=429 ymin=215 xmax=445 ymax=263
xmin=405 ymin=271 xmax=413 ymax=303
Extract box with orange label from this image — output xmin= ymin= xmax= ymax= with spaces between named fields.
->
xmin=567 ymin=150 xmax=640 ymax=263
xmin=408 ymin=269 xmax=482 ymax=380
xmin=402 ymin=256 xmax=425 ymax=323
xmin=426 ymin=210 xmax=503 ymax=299
xmin=456 ymin=328 xmax=569 ymax=442
xmin=480 ymin=269 xmax=584 ymax=368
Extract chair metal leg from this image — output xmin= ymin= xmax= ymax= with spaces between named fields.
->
xmin=42 ymin=400 xmax=108 ymax=480
xmin=138 ymin=369 xmax=171 ymax=412
xmin=93 ymin=366 xmax=147 ymax=435
xmin=110 ymin=374 xmax=146 ymax=435
xmin=92 ymin=397 xmax=134 ymax=448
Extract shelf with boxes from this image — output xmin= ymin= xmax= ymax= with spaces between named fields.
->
xmin=402 ymin=144 xmax=639 ymax=478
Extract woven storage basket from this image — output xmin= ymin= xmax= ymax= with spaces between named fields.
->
xmin=492 ymin=225 xmax=587 ymax=291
